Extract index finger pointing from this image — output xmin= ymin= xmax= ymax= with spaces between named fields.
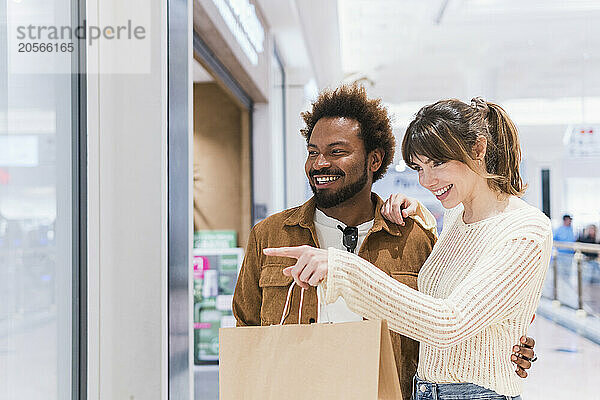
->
xmin=263 ymin=246 xmax=307 ymax=259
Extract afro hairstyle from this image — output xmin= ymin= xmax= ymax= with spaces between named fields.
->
xmin=300 ymin=84 xmax=395 ymax=182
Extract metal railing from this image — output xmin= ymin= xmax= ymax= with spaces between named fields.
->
xmin=544 ymin=241 xmax=600 ymax=317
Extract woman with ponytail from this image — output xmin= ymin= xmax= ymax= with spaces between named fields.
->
xmin=265 ymin=97 xmax=551 ymax=399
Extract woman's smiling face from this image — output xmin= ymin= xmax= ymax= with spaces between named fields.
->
xmin=408 ymin=154 xmax=483 ymax=209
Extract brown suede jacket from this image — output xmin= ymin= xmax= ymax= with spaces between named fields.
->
xmin=232 ymin=194 xmax=436 ymax=400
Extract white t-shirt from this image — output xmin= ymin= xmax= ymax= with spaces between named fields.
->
xmin=313 ymin=208 xmax=374 ymax=323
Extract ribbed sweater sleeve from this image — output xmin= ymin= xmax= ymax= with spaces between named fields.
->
xmin=325 ymin=235 xmax=546 ymax=349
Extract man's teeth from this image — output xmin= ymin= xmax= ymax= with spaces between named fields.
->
xmin=434 ymin=185 xmax=452 ymax=196
xmin=315 ymin=176 xmax=340 ymax=184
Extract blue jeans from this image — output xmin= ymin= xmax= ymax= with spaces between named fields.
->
xmin=412 ymin=375 xmax=522 ymax=400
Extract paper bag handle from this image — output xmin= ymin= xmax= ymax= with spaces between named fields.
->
xmin=279 ymin=282 xmax=304 ymax=325
xmin=279 ymin=281 xmax=330 ymax=325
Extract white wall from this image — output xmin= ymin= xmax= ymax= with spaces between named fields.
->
xmin=252 ymin=40 xmax=316 ymax=217
xmin=87 ymin=0 xmax=169 ymax=399
xmin=284 ymin=70 xmax=314 ymax=209
xmin=518 ymin=124 xmax=600 ymax=229
xmin=519 ymin=125 xmax=564 ymax=219
xmin=252 ymin=102 xmax=273 ymax=221
xmin=254 ymin=0 xmax=335 ymax=210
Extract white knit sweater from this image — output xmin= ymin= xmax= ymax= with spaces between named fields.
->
xmin=325 ymin=203 xmax=552 ymax=396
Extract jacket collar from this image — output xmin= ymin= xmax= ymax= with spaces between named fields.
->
xmin=283 ymin=193 xmax=402 ymax=237
xmin=371 ymin=194 xmax=403 ymax=236
xmin=283 ymin=197 xmax=317 ymax=230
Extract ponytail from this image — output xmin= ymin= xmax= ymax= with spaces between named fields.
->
xmin=484 ymin=102 xmax=526 ymax=197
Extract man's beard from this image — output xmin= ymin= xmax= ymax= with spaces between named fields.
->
xmin=309 ymin=160 xmax=369 ymax=209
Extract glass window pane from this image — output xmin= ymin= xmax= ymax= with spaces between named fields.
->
xmin=0 ymin=0 xmax=75 ymax=399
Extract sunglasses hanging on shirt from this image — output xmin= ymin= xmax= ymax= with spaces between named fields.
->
xmin=337 ymin=225 xmax=358 ymax=253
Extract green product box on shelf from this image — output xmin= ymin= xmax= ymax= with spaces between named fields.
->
xmin=192 ymin=248 xmax=244 ymax=364
xmin=193 ymin=230 xmax=237 ymax=249
xmin=196 ymin=298 xmax=220 ymax=362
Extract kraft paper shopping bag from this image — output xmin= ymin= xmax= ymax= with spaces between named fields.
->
xmin=219 ymin=283 xmax=402 ymax=399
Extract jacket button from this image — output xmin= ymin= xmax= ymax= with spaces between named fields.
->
xmin=309 ymin=318 xmax=315 ymax=323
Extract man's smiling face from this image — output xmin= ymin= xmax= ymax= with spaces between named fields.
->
xmin=305 ymin=117 xmax=371 ymax=209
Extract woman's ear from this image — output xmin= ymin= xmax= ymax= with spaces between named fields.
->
xmin=472 ymin=136 xmax=488 ymax=161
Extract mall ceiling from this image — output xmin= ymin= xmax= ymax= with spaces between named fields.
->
xmin=338 ymin=0 xmax=600 ymax=104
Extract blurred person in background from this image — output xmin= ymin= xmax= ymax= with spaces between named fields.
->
xmin=553 ymin=214 xmax=575 ymax=254
xmin=267 ymin=97 xmax=549 ymax=400
xmin=577 ymin=224 xmax=599 ymax=259
xmin=234 ymin=86 xmax=536 ymax=400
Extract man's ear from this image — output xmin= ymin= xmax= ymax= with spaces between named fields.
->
xmin=369 ymin=148 xmax=384 ymax=173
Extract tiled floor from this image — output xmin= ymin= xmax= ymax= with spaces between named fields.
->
xmin=521 ymin=316 xmax=600 ymax=400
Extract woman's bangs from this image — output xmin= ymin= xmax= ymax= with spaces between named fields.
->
xmin=403 ymin=125 xmax=453 ymax=165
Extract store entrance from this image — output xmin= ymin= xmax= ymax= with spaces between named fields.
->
xmin=192 ymin=61 xmax=253 ymax=399
xmin=193 ymin=81 xmax=252 ymax=245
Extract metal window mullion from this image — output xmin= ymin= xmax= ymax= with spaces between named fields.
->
xmin=71 ymin=0 xmax=87 ymax=398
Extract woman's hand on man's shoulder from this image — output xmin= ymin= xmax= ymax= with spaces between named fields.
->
xmin=381 ymin=193 xmax=419 ymax=226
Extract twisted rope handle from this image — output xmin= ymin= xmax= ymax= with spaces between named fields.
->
xmin=279 ymin=282 xmax=304 ymax=325
xmin=278 ymin=281 xmax=330 ymax=325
